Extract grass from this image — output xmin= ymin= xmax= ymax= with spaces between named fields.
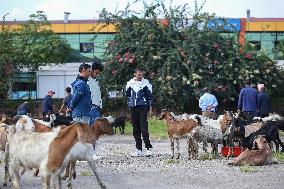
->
xmin=124 ymin=117 xmax=168 ymax=139
xmin=273 ymin=152 xmax=284 ymax=162
xmin=80 ymin=170 xmax=91 ymax=176
xmin=280 ymin=131 xmax=284 ymax=137
xmin=239 ymin=165 xmax=257 ymax=173
xmin=197 ymin=152 xmax=220 ymax=161
xmin=165 ymin=159 xmax=180 ymax=164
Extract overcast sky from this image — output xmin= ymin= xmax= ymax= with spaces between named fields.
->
xmin=0 ymin=0 xmax=282 ymax=21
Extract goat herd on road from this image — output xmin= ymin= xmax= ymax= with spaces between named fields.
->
xmin=0 ymin=110 xmax=284 ymax=189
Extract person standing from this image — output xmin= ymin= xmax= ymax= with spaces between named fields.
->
xmin=199 ymin=87 xmax=218 ymax=119
xmin=126 ymin=67 xmax=153 ymax=157
xmin=42 ymin=90 xmax=55 ymax=118
xmin=257 ymin=84 xmax=271 ymax=118
xmin=17 ymin=101 xmax=29 ymax=115
xmin=59 ymin=87 xmax=73 ymax=117
xmin=69 ymin=63 xmax=92 ymax=123
xmin=237 ymin=80 xmax=258 ymax=121
xmin=88 ymin=61 xmax=104 ymax=126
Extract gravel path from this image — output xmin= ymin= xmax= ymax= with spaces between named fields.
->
xmin=1 ymin=135 xmax=284 ymax=189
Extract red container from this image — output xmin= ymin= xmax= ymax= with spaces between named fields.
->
xmin=221 ymin=146 xmax=242 ymax=157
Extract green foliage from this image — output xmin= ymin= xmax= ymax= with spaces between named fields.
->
xmin=124 ymin=117 xmax=167 ymax=139
xmin=0 ymin=11 xmax=71 ymax=99
xmin=97 ymin=0 xmax=283 ymax=112
xmin=197 ymin=152 xmax=220 ymax=160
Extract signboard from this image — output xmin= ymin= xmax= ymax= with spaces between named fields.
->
xmin=208 ymin=19 xmax=241 ymax=31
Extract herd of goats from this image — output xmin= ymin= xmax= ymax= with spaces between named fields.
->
xmin=0 ymin=109 xmax=284 ymax=189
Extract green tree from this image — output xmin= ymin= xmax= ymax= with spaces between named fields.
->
xmin=98 ymin=0 xmax=282 ymax=112
xmin=0 ymin=11 xmax=71 ymax=99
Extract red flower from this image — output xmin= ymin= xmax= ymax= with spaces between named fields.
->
xmin=213 ymin=43 xmax=219 ymax=49
xmin=245 ymin=53 xmax=253 ymax=60
xmin=112 ymin=69 xmax=117 ymax=76
xmin=129 ymin=58 xmax=135 ymax=64
xmin=161 ymin=19 xmax=169 ymax=27
xmin=118 ymin=58 xmax=123 ymax=63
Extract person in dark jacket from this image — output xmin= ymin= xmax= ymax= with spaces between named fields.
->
xmin=59 ymin=87 xmax=73 ymax=117
xmin=69 ymin=63 xmax=92 ymax=123
xmin=17 ymin=101 xmax=29 ymax=115
xmin=237 ymin=80 xmax=258 ymax=121
xmin=257 ymin=84 xmax=271 ymax=118
xmin=126 ymin=67 xmax=153 ymax=157
xmin=42 ymin=90 xmax=55 ymax=118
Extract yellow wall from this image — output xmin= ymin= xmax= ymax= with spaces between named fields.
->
xmin=246 ymin=21 xmax=284 ymax=31
xmin=0 ymin=23 xmax=117 ymax=33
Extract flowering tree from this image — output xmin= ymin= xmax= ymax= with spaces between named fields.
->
xmin=98 ymin=0 xmax=283 ymax=112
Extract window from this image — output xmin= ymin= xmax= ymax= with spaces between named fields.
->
xmin=249 ymin=41 xmax=261 ymax=50
xmin=80 ymin=43 xmax=94 ymax=53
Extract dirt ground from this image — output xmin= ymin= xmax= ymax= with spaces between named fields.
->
xmin=1 ymin=135 xmax=284 ymax=189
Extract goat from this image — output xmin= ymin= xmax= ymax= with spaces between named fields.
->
xmin=61 ymin=118 xmax=114 ymax=189
xmin=112 ymin=114 xmax=126 ymax=134
xmin=191 ymin=111 xmax=233 ymax=155
xmin=159 ymin=110 xmax=201 ymax=160
xmin=242 ymin=120 xmax=284 ymax=152
xmin=229 ymin=135 xmax=274 ymax=166
xmin=7 ymin=122 xmax=95 ymax=189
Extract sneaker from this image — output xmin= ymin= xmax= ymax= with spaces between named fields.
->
xmin=131 ymin=150 xmax=144 ymax=157
xmin=92 ymin=153 xmax=101 ymax=160
xmin=145 ymin=149 xmax=153 ymax=157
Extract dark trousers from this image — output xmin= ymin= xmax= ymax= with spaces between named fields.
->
xmin=130 ymin=106 xmax=152 ymax=150
xmin=243 ymin=111 xmax=256 ymax=122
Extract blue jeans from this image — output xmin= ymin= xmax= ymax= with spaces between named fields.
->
xmin=89 ymin=105 xmax=101 ymax=127
xmin=73 ymin=116 xmax=90 ymax=124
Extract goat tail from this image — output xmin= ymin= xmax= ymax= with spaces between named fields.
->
xmin=195 ymin=115 xmax=201 ymax=126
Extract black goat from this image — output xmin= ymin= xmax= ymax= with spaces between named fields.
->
xmin=243 ymin=120 xmax=284 ymax=152
xmin=112 ymin=114 xmax=126 ymax=134
xmin=51 ymin=113 xmax=73 ymax=127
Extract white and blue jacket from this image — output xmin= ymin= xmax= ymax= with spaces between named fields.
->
xmin=126 ymin=78 xmax=153 ymax=107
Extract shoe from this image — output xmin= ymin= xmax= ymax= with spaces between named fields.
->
xmin=145 ymin=149 xmax=152 ymax=157
xmin=92 ymin=153 xmax=101 ymax=160
xmin=131 ymin=150 xmax=144 ymax=157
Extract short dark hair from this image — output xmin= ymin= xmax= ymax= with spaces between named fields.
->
xmin=92 ymin=61 xmax=104 ymax=71
xmin=203 ymin=87 xmax=209 ymax=93
xmin=135 ymin=67 xmax=144 ymax=73
xmin=79 ymin=63 xmax=91 ymax=73
xmin=65 ymin=87 xmax=71 ymax=93
xmin=244 ymin=79 xmax=252 ymax=85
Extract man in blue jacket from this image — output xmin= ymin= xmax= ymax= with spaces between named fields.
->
xmin=126 ymin=67 xmax=153 ymax=157
xmin=42 ymin=90 xmax=55 ymax=118
xmin=237 ymin=80 xmax=258 ymax=121
xmin=257 ymin=84 xmax=271 ymax=118
xmin=17 ymin=101 xmax=29 ymax=115
xmin=69 ymin=63 xmax=92 ymax=123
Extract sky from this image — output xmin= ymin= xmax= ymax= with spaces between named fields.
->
xmin=0 ymin=0 xmax=283 ymax=21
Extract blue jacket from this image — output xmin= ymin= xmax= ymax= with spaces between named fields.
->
xmin=64 ymin=94 xmax=73 ymax=109
xmin=42 ymin=95 xmax=53 ymax=113
xmin=258 ymin=92 xmax=271 ymax=115
xmin=70 ymin=76 xmax=91 ymax=117
xmin=17 ymin=103 xmax=28 ymax=115
xmin=238 ymin=86 xmax=258 ymax=112
xmin=126 ymin=78 xmax=153 ymax=108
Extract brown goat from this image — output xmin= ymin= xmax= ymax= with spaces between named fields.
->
xmin=160 ymin=110 xmax=201 ymax=159
xmin=229 ymin=135 xmax=274 ymax=166
xmin=61 ymin=118 xmax=114 ymax=183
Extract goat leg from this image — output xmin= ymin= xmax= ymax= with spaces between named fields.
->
xmin=170 ymin=138 xmax=174 ymax=159
xmin=3 ymin=143 xmax=9 ymax=186
xmin=88 ymin=161 xmax=106 ymax=189
xmin=176 ymin=138 xmax=180 ymax=159
xmin=62 ymin=162 xmax=70 ymax=180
